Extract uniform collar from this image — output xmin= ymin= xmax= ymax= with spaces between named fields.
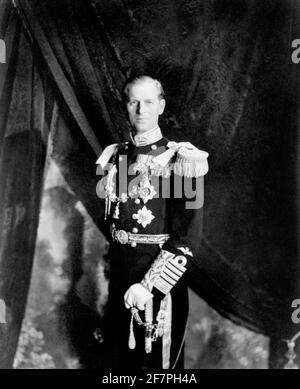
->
xmin=130 ymin=125 xmax=162 ymax=147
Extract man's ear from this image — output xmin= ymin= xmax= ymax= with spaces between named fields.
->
xmin=159 ymin=99 xmax=166 ymax=115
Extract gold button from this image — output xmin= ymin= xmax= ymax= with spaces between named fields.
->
xmin=119 ymin=156 xmax=123 ymax=162
xmin=112 ymin=223 xmax=115 ymax=228
xmin=132 ymin=228 xmax=138 ymax=233
xmin=151 ymin=145 xmax=157 ymax=150
xmin=135 ymin=198 xmax=140 ymax=204
xmin=131 ymin=242 xmax=137 ymax=247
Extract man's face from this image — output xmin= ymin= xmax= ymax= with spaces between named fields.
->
xmin=126 ymin=80 xmax=166 ymax=133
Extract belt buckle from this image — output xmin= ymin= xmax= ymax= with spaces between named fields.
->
xmin=116 ymin=229 xmax=129 ymax=244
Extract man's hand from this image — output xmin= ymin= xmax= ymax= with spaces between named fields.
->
xmin=124 ymin=283 xmax=153 ymax=310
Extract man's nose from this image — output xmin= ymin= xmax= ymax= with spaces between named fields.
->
xmin=137 ymin=102 xmax=146 ymax=114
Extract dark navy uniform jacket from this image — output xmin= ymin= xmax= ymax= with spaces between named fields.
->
xmin=97 ymin=136 xmax=208 ymax=369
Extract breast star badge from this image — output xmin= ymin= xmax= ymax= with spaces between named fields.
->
xmin=132 ymin=206 xmax=155 ymax=228
xmin=138 ymin=175 xmax=157 ymax=203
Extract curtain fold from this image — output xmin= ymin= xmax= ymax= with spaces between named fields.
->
xmin=0 ymin=11 xmax=50 ymax=367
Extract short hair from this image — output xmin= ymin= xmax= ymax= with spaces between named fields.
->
xmin=122 ymin=75 xmax=165 ymax=102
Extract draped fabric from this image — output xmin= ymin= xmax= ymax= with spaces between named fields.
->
xmin=1 ymin=0 xmax=300 ymax=367
xmin=0 ymin=3 xmax=52 ymax=368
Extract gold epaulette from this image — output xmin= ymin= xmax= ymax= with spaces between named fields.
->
xmin=152 ymin=141 xmax=209 ymax=178
xmin=174 ymin=144 xmax=209 ymax=177
xmin=96 ymin=143 xmax=128 ymax=168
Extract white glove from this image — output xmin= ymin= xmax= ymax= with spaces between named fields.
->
xmin=124 ymin=283 xmax=153 ymax=310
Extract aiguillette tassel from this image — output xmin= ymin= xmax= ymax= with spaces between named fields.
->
xmin=128 ymin=312 xmax=136 ymax=349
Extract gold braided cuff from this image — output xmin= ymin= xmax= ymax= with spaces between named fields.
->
xmin=142 ymin=250 xmax=188 ymax=295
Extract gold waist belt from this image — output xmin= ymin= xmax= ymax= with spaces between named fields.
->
xmin=112 ymin=228 xmax=170 ymax=246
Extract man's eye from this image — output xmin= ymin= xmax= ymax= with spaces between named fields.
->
xmin=128 ymin=101 xmax=137 ymax=105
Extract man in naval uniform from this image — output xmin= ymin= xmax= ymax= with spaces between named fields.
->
xmin=96 ymin=75 xmax=209 ymax=369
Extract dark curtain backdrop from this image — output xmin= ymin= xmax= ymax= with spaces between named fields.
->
xmin=0 ymin=0 xmax=54 ymax=368
xmin=1 ymin=0 xmax=300 ymax=368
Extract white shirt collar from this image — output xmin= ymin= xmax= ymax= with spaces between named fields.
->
xmin=131 ymin=126 xmax=162 ymax=147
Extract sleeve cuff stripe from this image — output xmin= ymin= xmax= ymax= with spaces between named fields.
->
xmin=169 ymin=261 xmax=186 ymax=272
xmin=165 ymin=263 xmax=184 ymax=276
xmin=162 ymin=268 xmax=180 ymax=281
xmin=155 ymin=281 xmax=171 ymax=294
xmin=160 ymin=274 xmax=176 ymax=286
